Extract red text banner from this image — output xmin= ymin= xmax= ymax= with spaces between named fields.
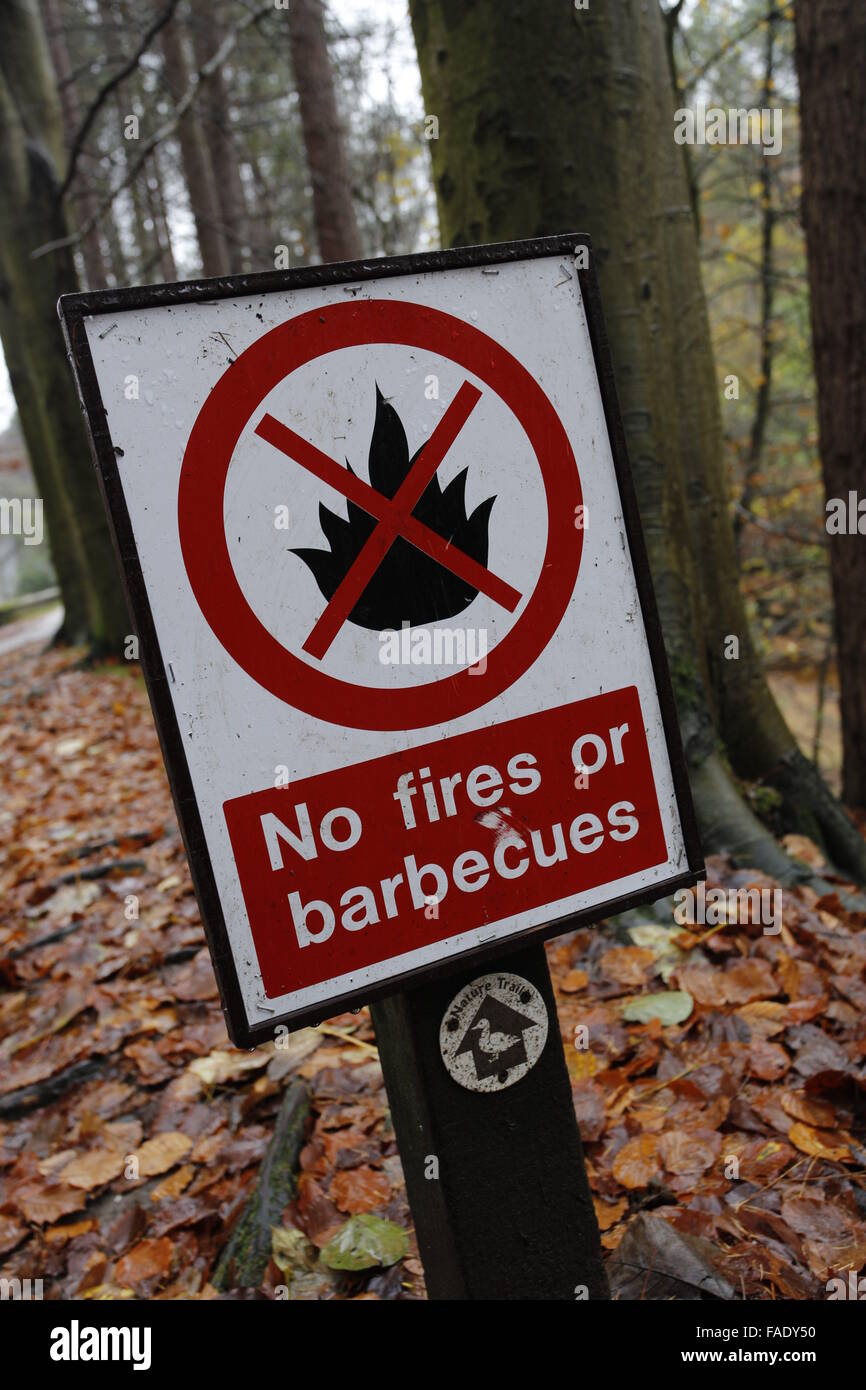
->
xmin=223 ymin=685 xmax=668 ymax=998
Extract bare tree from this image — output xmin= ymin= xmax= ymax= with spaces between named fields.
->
xmin=287 ymin=0 xmax=362 ymax=262
xmin=42 ymin=0 xmax=109 ymax=289
xmin=160 ymin=10 xmax=231 ymax=276
xmin=188 ymin=0 xmax=250 ymax=271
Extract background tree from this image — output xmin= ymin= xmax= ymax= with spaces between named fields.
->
xmin=0 ymin=0 xmax=127 ymax=650
xmin=159 ymin=9 xmax=231 ymax=277
xmin=408 ymin=0 xmax=866 ymax=880
xmin=795 ymin=0 xmax=866 ymax=808
xmin=287 ymin=0 xmax=362 ymax=263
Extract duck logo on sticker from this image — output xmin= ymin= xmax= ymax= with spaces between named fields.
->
xmin=440 ymin=972 xmax=548 ymax=1092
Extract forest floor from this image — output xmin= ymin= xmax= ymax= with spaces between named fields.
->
xmin=2 ymin=631 xmax=866 ymax=1300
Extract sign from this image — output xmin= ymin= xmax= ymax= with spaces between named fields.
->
xmin=61 ymin=234 xmax=703 ymax=1047
xmin=439 ymin=972 xmax=549 ymax=1092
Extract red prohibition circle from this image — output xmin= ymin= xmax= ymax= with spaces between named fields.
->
xmin=178 ymin=298 xmax=583 ymax=731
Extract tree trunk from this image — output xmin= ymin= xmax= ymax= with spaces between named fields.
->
xmin=407 ymin=0 xmax=866 ymax=880
xmin=144 ymin=151 xmax=179 ymax=283
xmin=160 ymin=14 xmax=231 ymax=277
xmin=188 ymin=0 xmax=250 ymax=272
xmin=0 ymin=0 xmax=128 ymax=653
xmin=287 ymin=0 xmax=362 ymax=264
xmin=41 ymin=0 xmax=109 ymax=291
xmin=735 ymin=9 xmax=777 ymax=556
xmin=795 ymin=0 xmax=866 ymax=809
xmin=638 ymin=2 xmax=864 ymax=875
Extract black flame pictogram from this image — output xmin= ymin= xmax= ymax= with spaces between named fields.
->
xmin=292 ymin=387 xmax=496 ymax=630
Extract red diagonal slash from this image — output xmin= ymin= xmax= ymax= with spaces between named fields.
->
xmin=255 ymin=381 xmax=522 ymax=660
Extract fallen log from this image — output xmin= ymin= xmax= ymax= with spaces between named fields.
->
xmin=212 ymin=1078 xmax=311 ymax=1290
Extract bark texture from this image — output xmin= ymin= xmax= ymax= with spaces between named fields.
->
xmin=287 ymin=0 xmax=362 ymax=263
xmin=160 ymin=15 xmax=231 ymax=277
xmin=795 ymin=0 xmax=866 ymax=808
xmin=189 ymin=0 xmax=250 ymax=272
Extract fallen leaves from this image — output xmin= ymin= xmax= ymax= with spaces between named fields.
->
xmin=135 ymin=1132 xmax=193 ymax=1178
xmin=787 ymin=1122 xmax=851 ymax=1163
xmin=319 ymin=1214 xmax=409 ymax=1271
xmin=601 ymin=947 xmax=656 ymax=988
xmin=14 ymin=1180 xmax=87 ymax=1225
xmin=59 ymin=1148 xmax=126 ymax=1190
xmin=0 ymin=645 xmax=415 ymax=1302
xmin=114 ymin=1237 xmax=174 ymax=1290
xmin=612 ymin=1134 xmax=661 ymax=1189
xmin=551 ymin=848 xmax=866 ymax=1299
xmin=658 ymin=1128 xmax=722 ymax=1176
xmin=747 ymin=1038 xmax=790 ymax=1080
xmin=187 ymin=1049 xmax=270 ymax=1087
xmin=621 ymin=990 xmax=693 ymax=1026
xmin=560 ymin=968 xmax=589 ymax=993
xmin=330 ymin=1165 xmax=391 ymax=1214
xmin=2 ymin=643 xmax=866 ymax=1303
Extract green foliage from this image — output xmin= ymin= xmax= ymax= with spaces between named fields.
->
xmin=319 ymin=1214 xmax=409 ymax=1271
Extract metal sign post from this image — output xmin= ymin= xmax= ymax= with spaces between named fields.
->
xmin=61 ymin=234 xmax=703 ymax=1299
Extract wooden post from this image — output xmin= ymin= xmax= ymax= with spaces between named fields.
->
xmin=371 ymin=941 xmax=609 ymax=1300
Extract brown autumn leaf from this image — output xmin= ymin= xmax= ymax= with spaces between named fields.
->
xmin=738 ymin=1138 xmax=795 ymax=1184
xmin=170 ymin=949 xmax=219 ymax=1002
xmin=780 ymin=1091 xmax=837 ymax=1128
xmin=737 ymin=1000 xmax=786 ymax=1038
xmin=568 ymin=1049 xmax=599 ymax=1081
xmin=59 ymin=1147 xmax=126 ymax=1190
xmin=321 ymin=1128 xmax=380 ymax=1169
xmin=44 ymin=1219 xmax=97 ymax=1245
xmin=0 ymin=1212 xmax=27 ymax=1255
xmin=296 ymin=1173 xmax=345 ymax=1247
xmin=150 ymin=1164 xmax=194 ymax=1203
xmin=782 ymin=834 xmax=826 ymax=869
xmin=600 ymin=947 xmax=656 ymax=988
xmin=780 ymin=1196 xmax=857 ymax=1244
xmin=135 ymin=1132 xmax=193 ymax=1178
xmin=658 ymin=1128 xmax=722 ymax=1176
xmin=830 ymin=974 xmax=866 ymax=1011
xmin=330 ymin=1165 xmax=391 ymax=1214
xmin=560 ymin=969 xmax=589 ymax=994
xmin=675 ymin=965 xmax=721 ymax=1006
xmin=612 ymin=1134 xmax=661 ymax=1189
xmin=776 ymin=954 xmax=802 ymax=1000
xmin=572 ymin=1080 xmax=607 ymax=1142
xmin=188 ymin=1048 xmax=271 ymax=1086
xmin=803 ymin=1236 xmax=866 ymax=1285
xmin=786 ymin=996 xmax=828 ymax=1025
xmin=76 ymin=1251 xmax=109 ymax=1296
xmin=593 ymin=1196 xmax=627 ymax=1231
xmin=787 ymin=1122 xmax=851 ymax=1163
xmin=114 ymin=1236 xmax=174 ymax=1290
xmin=748 ymin=1039 xmax=790 ymax=1081
xmin=722 ymin=959 xmax=779 ymax=1005
xmin=14 ymin=1180 xmax=87 ymax=1225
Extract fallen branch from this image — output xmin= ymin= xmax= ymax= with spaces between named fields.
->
xmin=212 ymin=1078 xmax=311 ymax=1290
xmin=0 ymin=1056 xmax=110 ymax=1118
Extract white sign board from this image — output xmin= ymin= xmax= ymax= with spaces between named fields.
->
xmin=62 ymin=235 xmax=703 ymax=1046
